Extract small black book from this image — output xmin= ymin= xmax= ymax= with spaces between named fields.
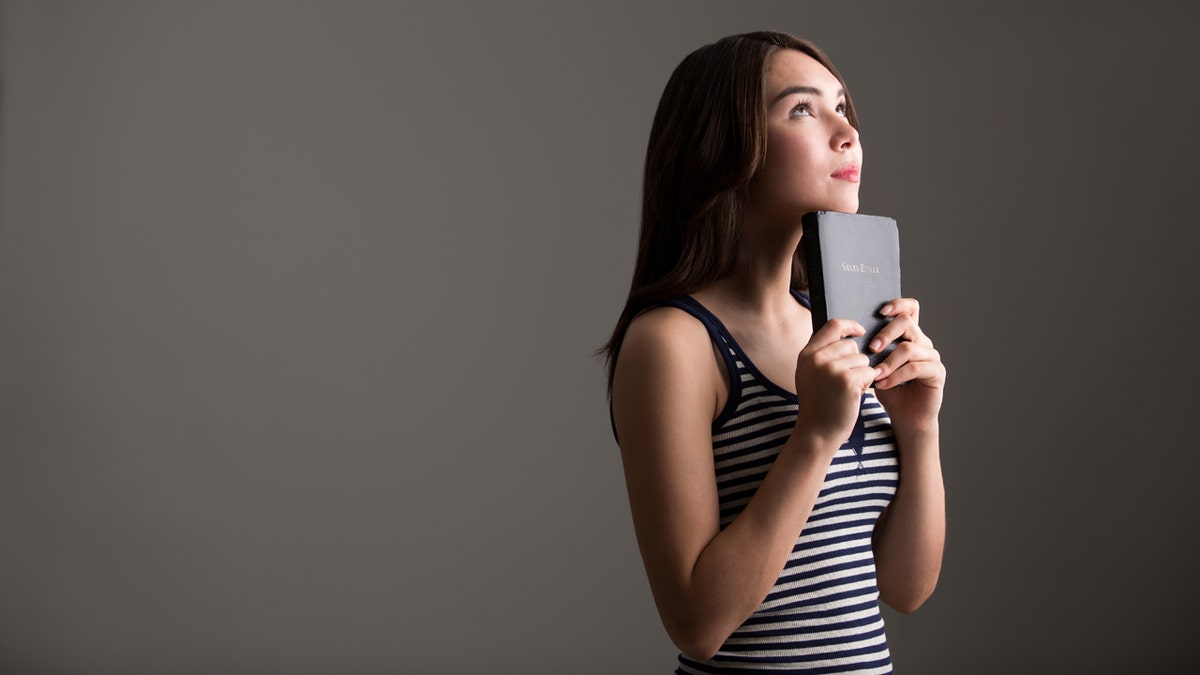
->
xmin=801 ymin=211 xmax=901 ymax=367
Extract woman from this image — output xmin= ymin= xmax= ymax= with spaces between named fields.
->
xmin=603 ymin=32 xmax=946 ymax=673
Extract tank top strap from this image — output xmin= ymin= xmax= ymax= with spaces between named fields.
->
xmin=610 ymin=291 xmax=813 ymax=443
xmin=609 ymin=296 xmax=745 ymax=443
xmin=656 ymin=296 xmax=743 ymax=391
xmin=672 ymin=291 xmax=869 ymax=455
xmin=666 ymin=290 xmax=810 ymax=378
xmin=791 ymin=288 xmax=812 ymax=309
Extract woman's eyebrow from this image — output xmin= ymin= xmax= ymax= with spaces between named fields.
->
xmin=771 ymin=85 xmax=847 ymax=103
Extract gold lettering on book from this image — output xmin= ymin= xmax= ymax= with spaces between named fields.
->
xmin=840 ymin=262 xmax=881 ymax=274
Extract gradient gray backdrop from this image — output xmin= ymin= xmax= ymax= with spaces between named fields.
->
xmin=2 ymin=1 xmax=1198 ymax=673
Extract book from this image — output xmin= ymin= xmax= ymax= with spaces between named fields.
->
xmin=801 ymin=211 xmax=902 ymax=367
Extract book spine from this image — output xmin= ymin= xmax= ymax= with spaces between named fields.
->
xmin=801 ymin=213 xmax=829 ymax=330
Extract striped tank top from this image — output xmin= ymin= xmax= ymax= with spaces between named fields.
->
xmin=662 ymin=293 xmax=900 ymax=675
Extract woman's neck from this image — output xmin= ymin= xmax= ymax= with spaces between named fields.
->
xmin=700 ymin=227 xmax=802 ymax=323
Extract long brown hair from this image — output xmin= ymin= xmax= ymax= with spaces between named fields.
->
xmin=601 ymin=31 xmax=860 ymax=394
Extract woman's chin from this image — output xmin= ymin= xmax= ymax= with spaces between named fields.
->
xmin=815 ymin=199 xmax=859 ymax=215
xmin=835 ymin=194 xmax=861 ymax=214
xmin=807 ymin=191 xmax=860 ymax=215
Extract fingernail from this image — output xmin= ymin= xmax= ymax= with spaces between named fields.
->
xmin=870 ymin=339 xmax=883 ymax=352
xmin=880 ymin=304 xmax=893 ymax=316
xmin=876 ymin=378 xmax=889 ymax=388
xmin=873 ymin=367 xmax=883 ymax=380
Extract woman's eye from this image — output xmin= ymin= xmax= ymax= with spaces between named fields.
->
xmin=836 ymin=102 xmax=848 ymax=117
xmin=789 ymin=101 xmax=813 ymax=118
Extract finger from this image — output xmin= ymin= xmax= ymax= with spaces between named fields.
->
xmin=873 ymin=341 xmax=937 ymax=375
xmin=874 ymin=342 xmax=941 ymax=382
xmin=879 ymin=297 xmax=920 ymax=324
xmin=870 ymin=316 xmax=932 ymax=353
xmin=874 ymin=360 xmax=946 ymax=390
xmin=855 ymin=364 xmax=881 ymax=393
xmin=811 ymin=337 xmax=869 ymax=370
xmin=810 ymin=340 xmax=871 ymax=370
xmin=805 ymin=319 xmax=866 ymax=352
xmin=835 ymin=358 xmax=879 ymax=393
xmin=868 ymin=313 xmax=914 ymax=354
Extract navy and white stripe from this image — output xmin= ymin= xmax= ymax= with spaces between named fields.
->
xmin=663 ymin=294 xmax=899 ymax=675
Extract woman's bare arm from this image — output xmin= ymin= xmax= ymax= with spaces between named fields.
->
xmin=872 ymin=427 xmax=944 ymax=612
xmin=612 ymin=308 xmax=873 ymax=659
xmin=867 ymin=298 xmax=947 ymax=612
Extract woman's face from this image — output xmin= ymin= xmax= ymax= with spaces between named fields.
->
xmin=747 ymin=49 xmax=862 ymax=223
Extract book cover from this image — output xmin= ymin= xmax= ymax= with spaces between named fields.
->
xmin=801 ymin=211 xmax=902 ymax=367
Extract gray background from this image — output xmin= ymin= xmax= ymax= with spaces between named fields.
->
xmin=2 ymin=1 xmax=1198 ymax=673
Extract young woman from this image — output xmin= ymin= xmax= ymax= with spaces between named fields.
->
xmin=603 ymin=32 xmax=946 ymax=673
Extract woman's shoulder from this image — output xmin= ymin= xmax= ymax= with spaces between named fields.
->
xmin=622 ymin=303 xmax=713 ymax=363
xmin=613 ymin=303 xmax=726 ymax=439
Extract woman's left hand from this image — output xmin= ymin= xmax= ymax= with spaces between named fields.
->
xmin=869 ymin=298 xmax=945 ymax=436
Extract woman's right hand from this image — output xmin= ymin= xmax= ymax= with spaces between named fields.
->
xmin=793 ymin=319 xmax=877 ymax=450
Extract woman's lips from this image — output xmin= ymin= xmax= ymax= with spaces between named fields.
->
xmin=831 ymin=165 xmax=861 ymax=182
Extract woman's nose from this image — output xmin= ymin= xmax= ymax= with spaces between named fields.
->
xmin=833 ymin=120 xmax=859 ymax=150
